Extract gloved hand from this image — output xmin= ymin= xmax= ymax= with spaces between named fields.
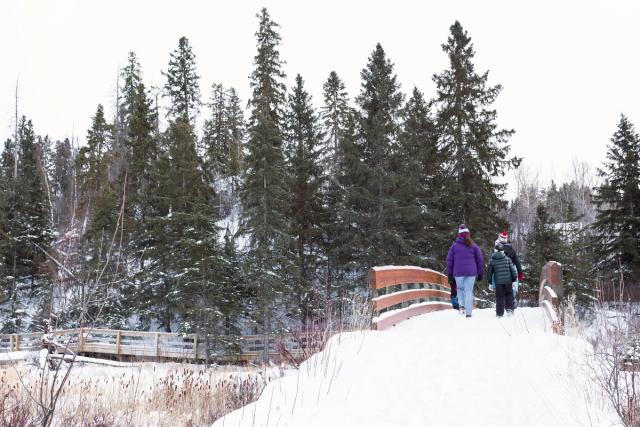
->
xmin=512 ymin=282 xmax=519 ymax=293
xmin=489 ymin=284 xmax=495 ymax=291
xmin=517 ymin=272 xmax=524 ymax=281
xmin=448 ymin=275 xmax=455 ymax=286
xmin=477 ymin=274 xmax=483 ymax=282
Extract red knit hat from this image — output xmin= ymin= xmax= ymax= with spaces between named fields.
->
xmin=498 ymin=231 xmax=508 ymax=244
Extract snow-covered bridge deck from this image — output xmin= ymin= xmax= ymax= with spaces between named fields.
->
xmin=214 ymin=306 xmax=617 ymax=427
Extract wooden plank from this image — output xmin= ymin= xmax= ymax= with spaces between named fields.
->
xmin=53 ymin=329 xmax=79 ymax=336
xmin=79 ymin=328 xmax=84 ymax=352
xmin=373 ymin=289 xmax=450 ymax=311
xmin=15 ymin=335 xmax=19 ymax=351
xmin=373 ymin=302 xmax=451 ymax=330
xmin=16 ymin=332 xmax=44 ymax=338
xmin=540 ymin=300 xmax=559 ymax=333
xmin=539 ymin=286 xmax=558 ymax=306
xmin=155 ymin=333 xmax=159 ymax=358
xmin=115 ymin=331 xmax=121 ymax=355
xmin=370 ymin=266 xmax=448 ymax=290
xmin=193 ymin=335 xmax=198 ymax=360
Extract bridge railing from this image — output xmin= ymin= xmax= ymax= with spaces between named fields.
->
xmin=370 ymin=266 xmax=451 ymax=330
xmin=0 ymin=328 xmax=308 ymax=362
xmin=538 ymin=261 xmax=562 ymax=333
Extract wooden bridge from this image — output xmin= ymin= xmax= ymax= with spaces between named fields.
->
xmin=370 ymin=261 xmax=562 ymax=331
xmin=0 ymin=328 xmax=308 ymax=363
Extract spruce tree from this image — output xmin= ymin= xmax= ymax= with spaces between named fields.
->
xmin=0 ymin=139 xmax=17 ymax=314
xmin=226 ymin=88 xmax=245 ymax=190
xmin=14 ymin=119 xmax=53 ymax=279
xmin=0 ymin=138 xmax=17 ymax=309
xmin=116 ymin=54 xmax=159 ymax=294
xmin=202 ymin=83 xmax=229 ymax=176
xmin=51 ymin=138 xmax=74 ymax=226
xmin=118 ymin=52 xmax=143 ymax=142
xmin=163 ymin=37 xmax=201 ymax=123
xmin=140 ymin=118 xmax=220 ymax=332
xmin=592 ymin=115 xmax=640 ymax=280
xmin=394 ymin=87 xmax=446 ymax=266
xmin=352 ymin=43 xmax=404 ymax=268
xmin=524 ymin=204 xmax=566 ymax=298
xmin=202 ymin=84 xmax=245 ymax=204
xmin=320 ymin=71 xmax=350 ymax=171
xmin=125 ymin=81 xmax=157 ymax=223
xmin=75 ymin=105 xmax=126 ymax=328
xmin=433 ymin=21 xmax=520 ymax=246
xmin=284 ymin=74 xmax=325 ymax=320
xmin=195 ymin=228 xmax=244 ymax=357
xmin=1 ymin=118 xmax=54 ymax=331
xmin=120 ymin=52 xmax=143 ymax=120
xmin=240 ymin=8 xmax=292 ymax=356
xmin=319 ymin=72 xmax=353 ymax=299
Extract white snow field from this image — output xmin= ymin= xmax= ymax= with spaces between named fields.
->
xmin=214 ymin=307 xmax=620 ymax=427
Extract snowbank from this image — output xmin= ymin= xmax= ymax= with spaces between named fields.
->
xmin=214 ymin=307 xmax=620 ymax=427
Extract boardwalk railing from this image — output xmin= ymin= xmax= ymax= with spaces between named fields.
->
xmin=0 ymin=328 xmax=307 ymax=363
xmin=370 ymin=266 xmax=451 ymax=330
xmin=538 ymin=261 xmax=562 ymax=333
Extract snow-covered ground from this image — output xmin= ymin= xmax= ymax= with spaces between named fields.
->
xmin=214 ymin=307 xmax=621 ymax=427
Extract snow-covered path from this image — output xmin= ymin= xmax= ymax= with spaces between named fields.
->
xmin=214 ymin=307 xmax=620 ymax=427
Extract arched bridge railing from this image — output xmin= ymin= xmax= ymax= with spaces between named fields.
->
xmin=538 ymin=261 xmax=562 ymax=333
xmin=370 ymin=266 xmax=451 ymax=330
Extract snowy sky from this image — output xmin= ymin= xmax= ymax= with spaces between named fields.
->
xmin=2 ymin=0 xmax=640 ymax=195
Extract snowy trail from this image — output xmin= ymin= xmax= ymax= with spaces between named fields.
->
xmin=214 ymin=307 xmax=620 ymax=427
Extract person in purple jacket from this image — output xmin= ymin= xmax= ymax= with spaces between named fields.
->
xmin=445 ymin=224 xmax=484 ymax=317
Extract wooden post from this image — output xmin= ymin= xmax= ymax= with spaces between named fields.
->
xmin=115 ymin=330 xmax=121 ymax=355
xmin=193 ymin=335 xmax=198 ymax=360
xmin=79 ymin=328 xmax=84 ymax=353
xmin=10 ymin=335 xmax=14 ymax=352
xmin=15 ymin=335 xmax=20 ymax=352
xmin=155 ymin=333 xmax=160 ymax=358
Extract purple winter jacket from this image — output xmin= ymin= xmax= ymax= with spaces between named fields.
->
xmin=446 ymin=238 xmax=484 ymax=277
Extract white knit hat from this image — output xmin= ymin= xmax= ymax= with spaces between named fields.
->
xmin=497 ymin=231 xmax=508 ymax=244
xmin=458 ymin=224 xmax=470 ymax=234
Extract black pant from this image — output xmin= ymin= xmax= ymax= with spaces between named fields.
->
xmin=495 ymin=283 xmax=514 ymax=316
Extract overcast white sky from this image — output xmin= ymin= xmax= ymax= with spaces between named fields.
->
xmin=2 ymin=0 xmax=640 ymax=194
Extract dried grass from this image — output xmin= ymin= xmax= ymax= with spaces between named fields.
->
xmin=0 ymin=363 xmax=279 ymax=427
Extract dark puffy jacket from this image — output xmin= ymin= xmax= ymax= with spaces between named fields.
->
xmin=502 ymin=243 xmax=523 ymax=275
xmin=487 ymin=251 xmax=517 ymax=285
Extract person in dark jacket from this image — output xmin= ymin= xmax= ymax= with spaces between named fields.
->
xmin=448 ymin=275 xmax=459 ymax=310
xmin=446 ymin=224 xmax=484 ymax=318
xmin=496 ymin=231 xmax=523 ymax=307
xmin=488 ymin=241 xmax=518 ymax=317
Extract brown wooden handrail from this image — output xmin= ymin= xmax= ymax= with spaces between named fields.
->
xmin=0 ymin=329 xmax=312 ymax=363
xmin=370 ymin=266 xmax=451 ymax=330
xmin=370 ymin=266 xmax=449 ymax=290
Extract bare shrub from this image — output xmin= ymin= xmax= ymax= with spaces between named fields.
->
xmin=0 ymin=364 xmax=278 ymax=427
xmin=0 ymin=369 xmax=36 ymax=427
xmin=584 ymin=279 xmax=640 ymax=426
xmin=0 ymin=389 xmax=34 ymax=427
xmin=278 ymin=292 xmax=372 ymax=368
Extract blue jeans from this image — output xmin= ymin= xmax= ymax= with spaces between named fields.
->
xmin=455 ymin=276 xmax=475 ymax=316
